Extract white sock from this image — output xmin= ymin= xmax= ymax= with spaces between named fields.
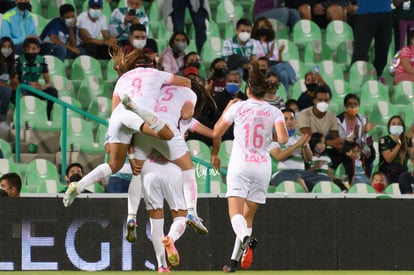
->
xmin=79 ymin=163 xmax=112 ymax=191
xmin=127 ymin=174 xmax=142 ymax=221
xmin=136 ymin=106 xmax=166 ymax=132
xmin=122 ymin=112 xmax=144 ymax=133
xmin=168 ymin=216 xmax=186 ymax=242
xmin=231 ymin=237 xmax=243 ymax=261
xmin=231 ymin=214 xmax=250 ymax=244
xmin=182 ymin=169 xmax=198 ymax=216
xmin=150 ymin=218 xmax=167 ymax=268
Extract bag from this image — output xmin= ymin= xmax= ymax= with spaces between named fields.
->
xmin=388 ymin=50 xmax=401 ymax=75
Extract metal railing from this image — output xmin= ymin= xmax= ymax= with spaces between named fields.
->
xmin=15 ymin=84 xmax=109 ymax=182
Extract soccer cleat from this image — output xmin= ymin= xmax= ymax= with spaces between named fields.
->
xmin=186 ymin=213 xmax=208 ymax=235
xmin=121 ymin=94 xmax=138 ymax=113
xmin=240 ymin=237 xmax=258 ymax=270
xmin=125 ymin=219 xmax=137 ymax=243
xmin=63 ymin=182 xmax=81 ymax=207
xmin=157 ymin=266 xmax=171 ymax=273
xmin=222 ymin=264 xmax=236 ymax=273
xmin=163 ymin=236 xmax=180 ymax=267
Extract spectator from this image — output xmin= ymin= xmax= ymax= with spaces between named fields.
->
xmin=0 ymin=172 xmax=21 ymax=197
xmin=264 ymin=71 xmax=285 ymax=110
xmin=109 ymin=0 xmax=149 ymax=42
xmin=352 ymin=0 xmax=393 ymax=82
xmin=285 ymin=98 xmax=300 ymax=116
xmin=253 ymin=0 xmax=300 ymax=30
xmin=183 ymin=51 xmax=204 ymax=83
xmin=0 ymin=0 xmax=15 ymax=14
xmin=206 ymin=58 xmax=227 ymax=97
xmin=222 ymin=18 xmax=255 ymax=80
xmin=107 ymin=160 xmax=132 ymax=193
xmin=1 ymin=0 xmax=37 ymax=55
xmin=341 ymin=141 xmax=374 ymax=186
xmin=77 ymin=0 xmax=117 ymax=60
xmin=183 ymin=66 xmax=201 ymax=84
xmin=119 ymin=23 xmax=158 ymax=61
xmin=394 ymin=30 xmax=414 ymax=84
xmin=393 ymin=0 xmax=414 ymax=51
xmin=297 ymin=70 xmax=325 ymax=110
xmin=11 ymin=37 xmax=58 ymax=120
xmin=159 ymin=32 xmax=189 ymax=74
xmin=398 ymin=151 xmax=414 ymax=194
xmin=40 ymin=4 xmax=84 ymax=62
xmin=251 ymin=17 xmax=297 ymax=91
xmin=306 ymin=132 xmax=335 ymax=178
xmin=0 ymin=37 xmax=14 ymax=131
xmin=160 ymin=0 xmax=211 ymax=54
xmin=372 ymin=171 xmax=388 ymax=193
xmin=64 ymin=162 xmax=84 ymax=183
xmin=379 ymin=115 xmax=412 ymax=183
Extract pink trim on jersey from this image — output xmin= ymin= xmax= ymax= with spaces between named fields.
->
xmin=184 ymin=99 xmax=196 ymax=105
xmin=190 ymin=120 xmax=200 ymax=132
xmin=165 ymin=73 xmax=174 ymax=85
xmin=222 ymin=117 xmax=233 ymax=125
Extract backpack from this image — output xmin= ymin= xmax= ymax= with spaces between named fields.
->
xmin=388 ymin=50 xmax=401 ymax=75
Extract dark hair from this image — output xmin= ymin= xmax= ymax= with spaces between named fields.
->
xmin=110 ymin=47 xmax=154 ymax=75
xmin=387 ymin=115 xmax=407 ymax=164
xmin=0 ymin=173 xmax=22 ymax=194
xmin=190 ymin=79 xmax=217 ymax=118
xmin=309 ymin=132 xmax=324 ymax=154
xmin=168 ymin=32 xmax=190 ymax=48
xmin=251 ymin=17 xmax=275 ymax=41
xmin=183 ymin=51 xmax=198 ymax=65
xmin=59 ymin=3 xmax=75 ymax=17
xmin=285 ymin=99 xmax=299 ymax=110
xmin=343 ymin=93 xmax=359 ymax=106
xmin=236 ymin=18 xmax=252 ymax=29
xmin=248 ymin=61 xmax=275 ymax=98
xmin=344 ymin=141 xmax=360 ymax=153
xmin=130 ymin=23 xmax=147 ymax=34
xmin=313 ymin=84 xmax=332 ymax=100
xmin=23 ymin=37 xmax=40 ymax=49
xmin=409 ymin=29 xmax=414 ymax=44
xmin=0 ymin=37 xmax=15 ymax=76
xmin=282 ymin=108 xmax=295 ymax=116
xmin=65 ymin=163 xmax=83 ymax=176
xmin=0 ymin=189 xmax=8 ymax=197
xmin=210 ymin=58 xmax=226 ymax=70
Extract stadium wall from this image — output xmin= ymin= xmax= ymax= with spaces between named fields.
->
xmin=1 ymin=197 xmax=414 ymax=271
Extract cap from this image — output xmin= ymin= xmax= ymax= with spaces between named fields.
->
xmin=89 ymin=0 xmax=103 ymax=8
xmin=184 ymin=66 xmax=199 ymax=77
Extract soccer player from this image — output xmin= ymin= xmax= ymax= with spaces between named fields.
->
xmin=213 ymin=61 xmax=288 ymax=272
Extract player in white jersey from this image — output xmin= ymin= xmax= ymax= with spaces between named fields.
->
xmin=63 ymin=48 xmax=190 ymax=207
xmin=141 ymin=152 xmax=187 ymax=272
xmin=213 ymin=62 xmax=288 ymax=272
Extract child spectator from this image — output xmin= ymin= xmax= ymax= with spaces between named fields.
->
xmin=307 ymin=132 xmax=335 ymax=178
xmin=11 ymin=37 xmax=58 ymax=120
xmin=372 ymin=171 xmax=388 ymax=193
xmin=0 ymin=37 xmax=14 ymax=131
xmin=342 ymin=141 xmax=375 ymax=186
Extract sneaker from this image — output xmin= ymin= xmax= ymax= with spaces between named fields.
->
xmin=222 ymin=264 xmax=236 ymax=273
xmin=63 ymin=182 xmax=81 ymax=207
xmin=0 ymin=121 xmax=11 ymax=132
xmin=240 ymin=237 xmax=258 ymax=270
xmin=186 ymin=213 xmax=208 ymax=235
xmin=158 ymin=266 xmax=171 ymax=273
xmin=121 ymin=95 xmax=138 ymax=113
xmin=125 ymin=219 xmax=137 ymax=243
xmin=162 ymin=236 xmax=180 ymax=267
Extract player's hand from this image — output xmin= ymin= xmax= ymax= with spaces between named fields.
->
xmin=211 ymin=154 xmax=221 ymax=172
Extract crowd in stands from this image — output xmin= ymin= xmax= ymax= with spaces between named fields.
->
xmin=2 ymin=0 xmax=414 ymax=195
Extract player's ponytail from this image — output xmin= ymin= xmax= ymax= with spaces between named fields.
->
xmin=110 ymin=46 xmax=154 ymax=75
xmin=248 ymin=61 xmax=273 ymax=98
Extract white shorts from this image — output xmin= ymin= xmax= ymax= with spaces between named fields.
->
xmin=105 ymin=105 xmax=144 ymax=144
xmin=226 ymin=168 xmax=271 ymax=204
xmin=133 ymin=132 xmax=188 ymax=161
xmin=142 ymin=167 xmax=186 ymax=211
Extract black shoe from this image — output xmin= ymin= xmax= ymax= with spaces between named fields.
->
xmin=223 ymin=264 xmax=236 ymax=273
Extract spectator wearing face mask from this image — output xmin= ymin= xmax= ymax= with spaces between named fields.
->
xmin=0 ymin=37 xmax=14 ymax=132
xmin=159 ymin=31 xmax=189 ymax=74
xmin=206 ymin=58 xmax=227 ymax=97
xmin=0 ymin=172 xmax=21 ymax=197
xmin=120 ymin=23 xmax=158 ymax=61
xmin=77 ymin=0 xmax=118 ymax=60
xmin=40 ymin=4 xmax=84 ymax=62
xmin=212 ymin=71 xmax=247 ymax=141
xmin=297 ymin=70 xmax=325 ymax=111
xmin=263 ymin=71 xmax=285 ymax=110
xmin=1 ymin=0 xmax=37 ymax=55
xmin=63 ymin=163 xmax=92 ymax=193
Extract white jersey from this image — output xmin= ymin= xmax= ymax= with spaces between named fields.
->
xmin=113 ymin=67 xmax=173 ymax=110
xmin=179 ymin=118 xmax=200 ymax=135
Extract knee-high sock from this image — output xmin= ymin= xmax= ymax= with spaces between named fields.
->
xmin=150 ymin=218 xmax=168 ymax=268
xmin=168 ymin=216 xmax=186 ymax=242
xmin=127 ymin=174 xmax=142 ymax=220
xmin=230 ymin=222 xmax=253 ymax=261
xmin=135 ymin=106 xmax=166 ymax=132
xmin=182 ymin=169 xmax=198 ymax=216
xmin=231 ymin=214 xmax=250 ymax=244
xmin=79 ymin=163 xmax=112 ymax=191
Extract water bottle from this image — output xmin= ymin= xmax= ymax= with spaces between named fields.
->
xmin=312 ymin=65 xmax=320 ymax=74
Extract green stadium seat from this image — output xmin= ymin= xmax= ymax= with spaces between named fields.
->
xmin=86 ymin=96 xmax=112 ymax=130
xmin=311 ymin=181 xmax=342 ymax=193
xmin=200 ymin=37 xmax=223 ymax=68
xmin=0 ymin=159 xmax=20 ymax=177
xmin=189 ymin=19 xmax=220 ymax=40
xmin=325 ymin=79 xmax=351 ymax=109
xmin=148 ymin=0 xmax=162 ymax=34
xmin=51 ymin=96 xmax=84 ymax=127
xmin=292 ymin=19 xmax=322 ymax=50
xmin=105 ymin=58 xmax=118 ymax=83
xmin=325 ymin=20 xmax=354 ymax=51
xmin=36 ymin=179 xmax=66 ymax=193
xmin=347 ymin=183 xmax=376 ymax=194
xmin=384 ymin=183 xmax=401 ymax=194
xmin=392 ymin=81 xmax=414 ymax=104
xmin=70 ymin=55 xmax=103 ymax=82
xmin=50 ymin=75 xmax=75 ymax=98
xmin=96 ymin=122 xmax=108 ymax=145
xmin=303 ymin=41 xmax=333 ymax=71
xmin=360 ymin=80 xmax=389 ymax=114
xmin=31 ymin=0 xmax=42 ymax=16
xmin=268 ymin=18 xmax=289 ymax=40
xmin=63 ymin=117 xmax=104 ymax=153
xmin=317 ymin=60 xmax=344 ymax=82
xmin=290 ymin=78 xmax=305 ymax=100
xmin=15 ymin=96 xmax=60 ymax=131
xmin=0 ymin=138 xmax=13 ymax=160
xmin=335 ymin=41 xmax=354 ymax=71
xmin=215 ymin=0 xmax=244 ymax=25
xmin=275 ymin=181 xmax=307 ymax=193
xmin=348 ymin=61 xmax=377 ymax=92
xmin=78 ymin=76 xmax=111 ymax=110
xmin=287 ymin=59 xmax=307 ymax=81
xmin=277 ymin=39 xmax=300 ymax=60
xmin=44 ymin=55 xmax=66 ymax=76
xmin=186 ymin=139 xmax=211 ymax=162
xmin=369 ymin=101 xmax=403 ymax=128
xmin=32 ymin=14 xmax=48 ymax=34
xmin=23 ymin=158 xmax=60 ymax=186
xmin=218 ymin=140 xmax=233 ymax=168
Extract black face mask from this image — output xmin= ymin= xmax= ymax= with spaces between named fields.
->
xmin=17 ymin=2 xmax=31 ymax=11
xmin=24 ymin=53 xmax=37 ymax=63
xmin=69 ymin=174 xmax=82 ymax=183
xmin=305 ymin=83 xmax=318 ymax=91
xmin=213 ymin=68 xmax=226 ymax=78
xmin=188 ymin=62 xmax=200 ymax=69
xmin=260 ymin=69 xmax=268 ymax=75
xmin=257 ymin=28 xmax=269 ymax=37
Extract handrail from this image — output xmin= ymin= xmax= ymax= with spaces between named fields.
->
xmin=15 ymin=84 xmax=109 ymax=182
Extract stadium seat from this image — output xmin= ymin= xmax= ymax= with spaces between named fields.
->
xmin=311 ymin=181 xmax=342 ymax=193
xmin=215 ymin=0 xmax=244 ymax=25
xmin=275 ymin=181 xmax=307 ymax=193
xmin=348 ymin=61 xmax=377 ymax=92
xmin=96 ymin=122 xmax=108 ymax=145
xmin=78 ymin=76 xmax=111 ymax=110
xmin=317 ymin=60 xmax=344 ymax=82
xmin=287 ymin=60 xmax=307 ymax=80
xmin=47 ymin=0 xmax=76 ymax=19
xmin=392 ymin=81 xmax=414 ymax=104
xmin=63 ymin=117 xmax=104 ymax=154
xmin=105 ymin=58 xmax=118 ymax=83
xmin=277 ymin=83 xmax=288 ymax=102
xmin=15 ymin=96 xmax=60 ymax=131
xmin=384 ymin=183 xmax=401 ymax=195
xmin=44 ymin=55 xmax=66 ymax=77
xmin=70 ymin=55 xmax=103 ymax=82
xmin=218 ymin=140 xmax=233 ymax=168
xmin=51 ymin=96 xmax=84 ymax=127
xmin=359 ymin=80 xmax=389 ymax=112
xmin=290 ymin=78 xmax=305 ymax=100
xmin=36 ymin=179 xmax=66 ymax=193
xmin=0 ymin=138 xmax=13 ymax=160
xmin=325 ymin=20 xmax=354 ymax=51
xmin=31 ymin=0 xmax=42 ymax=16
xmin=86 ymin=96 xmax=112 ymax=130
xmin=325 ymin=79 xmax=351 ymax=109
xmin=23 ymin=158 xmax=60 ymax=186
xmin=347 ymin=183 xmax=376 ymax=194
xmin=148 ymin=0 xmax=162 ymax=34
xmin=200 ymin=37 xmax=223 ymax=68
xmin=292 ymin=19 xmax=322 ymax=50
xmin=50 ymin=75 xmax=75 ymax=98
xmin=277 ymin=39 xmax=300 ymax=61
xmin=0 ymin=159 xmax=20 ymax=177
xmin=303 ymin=41 xmax=333 ymax=71
xmin=189 ymin=19 xmax=220 ymax=40
xmin=369 ymin=101 xmax=403 ymax=128
xmin=186 ymin=139 xmax=211 ymax=163
xmin=334 ymin=41 xmax=354 ymax=71
xmin=32 ymin=14 xmax=48 ymax=34
xmin=268 ymin=19 xmax=289 ymax=40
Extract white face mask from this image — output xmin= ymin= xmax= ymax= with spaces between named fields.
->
xmin=316 ymin=101 xmax=329 ymax=113
xmin=132 ymin=39 xmax=146 ymax=49
xmin=238 ymin=31 xmax=251 ymax=42
xmin=389 ymin=125 xmax=403 ymax=136
xmin=1 ymin=48 xmax=12 ymax=58
xmin=65 ymin=18 xmax=74 ymax=28
xmin=89 ymin=9 xmax=102 ymax=19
